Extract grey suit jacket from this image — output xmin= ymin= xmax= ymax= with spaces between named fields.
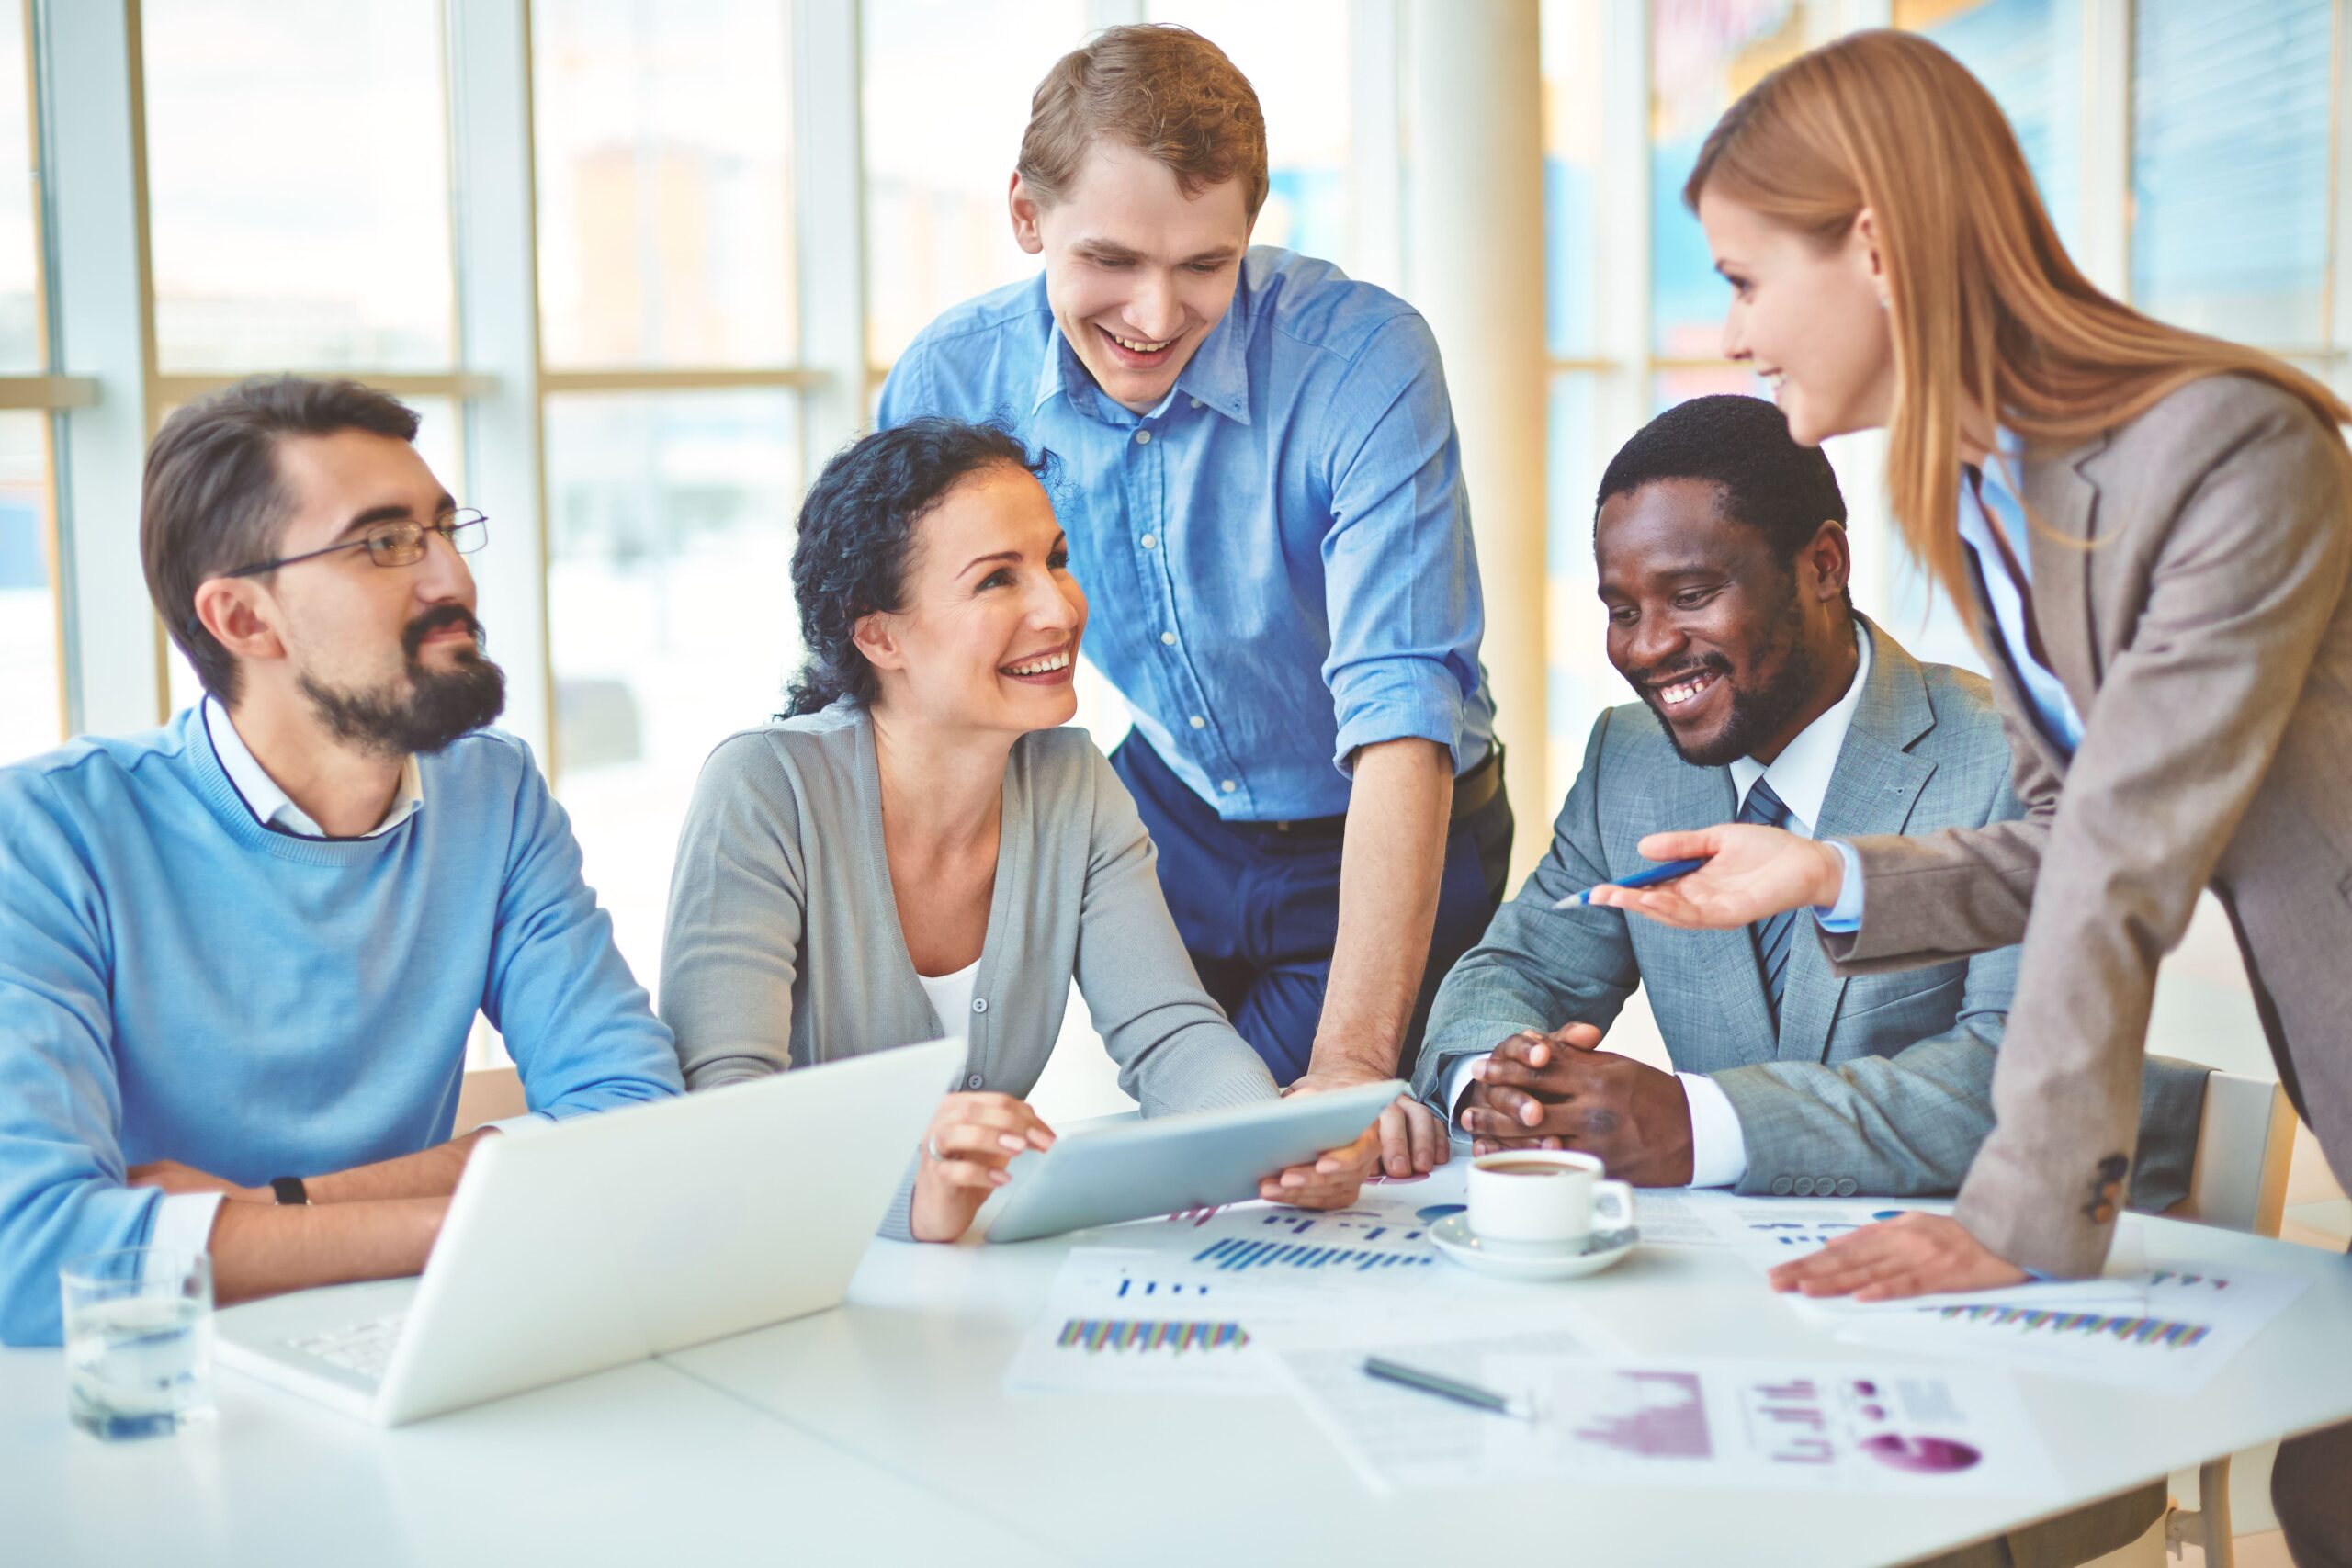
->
xmin=660 ymin=701 xmax=1278 ymax=1238
xmin=1821 ymin=375 xmax=2352 ymax=1276
xmin=1413 ymin=618 xmax=2210 ymax=1205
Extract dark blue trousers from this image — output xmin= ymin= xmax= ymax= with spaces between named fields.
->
xmin=1112 ymin=734 xmax=1515 ymax=1084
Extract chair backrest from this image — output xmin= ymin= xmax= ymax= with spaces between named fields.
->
xmin=2174 ymin=1070 xmax=2297 ymax=1236
xmin=453 ymin=1066 xmax=527 ymax=1137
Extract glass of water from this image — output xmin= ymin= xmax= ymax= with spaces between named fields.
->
xmin=60 ymin=1247 xmax=216 ymax=1440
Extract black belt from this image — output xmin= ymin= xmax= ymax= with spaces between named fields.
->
xmin=1247 ymin=743 xmax=1505 ymax=842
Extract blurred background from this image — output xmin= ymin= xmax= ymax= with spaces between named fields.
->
xmin=3 ymin=3 xmax=2345 ymax=1246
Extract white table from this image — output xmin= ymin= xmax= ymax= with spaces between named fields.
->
xmin=0 ymin=1348 xmax=1054 ymax=1566
xmin=666 ymin=1196 xmax=2352 ymax=1568
xmin=6 ymin=1194 xmax=2346 ymax=1568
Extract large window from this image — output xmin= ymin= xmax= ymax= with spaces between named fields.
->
xmin=1648 ymin=0 xmax=1809 ymax=401
xmin=2131 ymin=0 xmax=2334 ymax=347
xmin=142 ymin=1 xmax=455 ymax=372
xmin=534 ymin=2 xmax=807 ymax=997
xmin=861 ymin=0 xmax=1086 ymax=367
xmin=1899 ymin=0 xmax=2084 ymax=258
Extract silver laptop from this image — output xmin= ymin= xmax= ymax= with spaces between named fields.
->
xmin=212 ymin=1038 xmax=963 ymax=1427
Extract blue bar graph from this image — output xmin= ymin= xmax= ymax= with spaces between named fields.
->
xmin=1192 ymin=1236 xmax=1437 ymax=1273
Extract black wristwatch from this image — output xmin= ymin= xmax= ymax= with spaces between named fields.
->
xmin=269 ymin=1176 xmax=311 ymax=1206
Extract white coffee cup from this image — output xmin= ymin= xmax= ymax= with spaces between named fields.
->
xmin=1466 ymin=1149 xmax=1634 ymax=1247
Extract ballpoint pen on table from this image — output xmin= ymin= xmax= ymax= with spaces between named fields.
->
xmin=1361 ymin=1356 xmax=1536 ymax=1420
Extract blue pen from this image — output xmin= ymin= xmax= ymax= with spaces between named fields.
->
xmin=1553 ymin=857 xmax=1710 ymax=910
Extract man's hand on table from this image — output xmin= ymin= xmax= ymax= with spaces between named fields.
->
xmin=1767 ymin=1211 xmax=2028 ymax=1301
xmin=1287 ymin=1061 xmax=1449 ymax=1179
xmin=1453 ymin=1025 xmax=1696 ymax=1187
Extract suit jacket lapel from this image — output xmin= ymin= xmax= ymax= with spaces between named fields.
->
xmin=2015 ymin=433 xmax=2108 ymax=703
xmin=1650 ymin=754 xmax=1780 ymax=1053
xmin=1777 ymin=618 xmax=1939 ymax=1064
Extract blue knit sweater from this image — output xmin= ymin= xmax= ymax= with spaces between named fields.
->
xmin=0 ymin=706 xmax=682 ymax=1343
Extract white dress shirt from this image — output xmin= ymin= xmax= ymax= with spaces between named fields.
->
xmin=1449 ymin=626 xmax=1876 ymax=1190
xmin=149 ymin=701 xmax=434 ymax=1261
xmin=202 ymin=695 xmax=422 ymax=840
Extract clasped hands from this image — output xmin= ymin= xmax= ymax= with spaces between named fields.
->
xmin=908 ymin=1089 xmax=1380 ymax=1244
xmin=1454 ymin=1024 xmax=1695 ymax=1187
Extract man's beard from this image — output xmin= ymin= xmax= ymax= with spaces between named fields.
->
xmin=300 ymin=605 xmax=507 ymax=758
xmin=1637 ymin=601 xmax=1819 ymax=770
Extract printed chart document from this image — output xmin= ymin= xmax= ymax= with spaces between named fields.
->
xmin=1272 ymin=1320 xmax=2051 ymax=1498
xmin=1832 ymin=1264 xmax=2311 ymax=1394
xmin=1005 ymin=1248 xmax=1310 ymax=1395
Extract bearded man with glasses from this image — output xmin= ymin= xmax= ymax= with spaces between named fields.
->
xmin=0 ymin=376 xmax=681 ymax=1346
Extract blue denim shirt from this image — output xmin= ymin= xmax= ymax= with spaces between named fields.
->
xmin=877 ymin=247 xmax=1496 ymax=820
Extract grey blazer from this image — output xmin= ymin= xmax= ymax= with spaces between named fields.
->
xmin=1824 ymin=375 xmax=2352 ymax=1276
xmin=660 ymin=701 xmax=1277 ymax=1237
xmin=1412 ymin=618 xmax=2210 ymax=1204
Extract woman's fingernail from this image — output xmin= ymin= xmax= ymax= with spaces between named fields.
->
xmin=1000 ymin=1134 xmax=1026 ymax=1151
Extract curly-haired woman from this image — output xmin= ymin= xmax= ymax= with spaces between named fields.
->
xmin=659 ymin=418 xmax=1376 ymax=1244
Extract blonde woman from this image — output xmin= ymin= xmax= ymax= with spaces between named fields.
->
xmin=1588 ymin=31 xmax=2351 ymax=1559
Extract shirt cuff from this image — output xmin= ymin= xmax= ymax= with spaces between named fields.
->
xmin=1812 ymin=840 xmax=1865 ymax=932
xmin=1328 ymin=657 xmax=1471 ymax=775
xmin=1679 ymin=1073 xmax=1748 ymax=1188
xmin=148 ymin=1192 xmax=227 ymax=1264
xmin=1444 ymin=1054 xmax=1488 ymax=1122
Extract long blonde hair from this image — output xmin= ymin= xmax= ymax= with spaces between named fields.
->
xmin=1686 ymin=29 xmax=2348 ymax=610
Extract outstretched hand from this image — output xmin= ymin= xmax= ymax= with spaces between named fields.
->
xmin=1585 ymin=824 xmax=1845 ymax=930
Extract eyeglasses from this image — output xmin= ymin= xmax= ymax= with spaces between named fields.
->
xmin=224 ymin=510 xmax=488 ymax=579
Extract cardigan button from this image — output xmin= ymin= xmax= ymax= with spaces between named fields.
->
xmin=971 ymin=998 xmax=989 ymax=1014
xmin=966 ymin=1074 xmax=983 ymax=1089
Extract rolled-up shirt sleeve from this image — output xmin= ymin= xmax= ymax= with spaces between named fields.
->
xmin=1317 ymin=314 xmax=1485 ymax=773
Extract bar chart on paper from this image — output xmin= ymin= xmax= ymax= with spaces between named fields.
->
xmin=1838 ymin=1264 xmax=2312 ymax=1393
xmin=1055 ymin=1319 xmax=1250 ymax=1355
xmin=1167 ymin=1210 xmax=1442 ymax=1276
xmin=1006 ymin=1250 xmax=1306 ymax=1394
xmin=1571 ymin=1370 xmax=1713 ymax=1459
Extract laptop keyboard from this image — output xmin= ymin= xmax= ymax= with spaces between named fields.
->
xmin=285 ymin=1312 xmax=408 ymax=1383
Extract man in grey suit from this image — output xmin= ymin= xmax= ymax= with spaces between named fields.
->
xmin=1415 ymin=395 xmax=2208 ymax=1209
xmin=1417 ymin=397 xmax=2207 ymax=1565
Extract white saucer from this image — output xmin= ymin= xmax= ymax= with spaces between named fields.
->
xmin=1429 ymin=1213 xmax=1638 ymax=1281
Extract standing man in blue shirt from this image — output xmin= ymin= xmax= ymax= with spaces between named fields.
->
xmin=0 ymin=377 xmax=681 ymax=1346
xmin=877 ymin=25 xmax=1510 ymax=1175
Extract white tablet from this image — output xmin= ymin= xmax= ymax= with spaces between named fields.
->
xmin=982 ymin=1079 xmax=1403 ymax=1244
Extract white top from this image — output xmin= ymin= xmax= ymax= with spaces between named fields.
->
xmin=1449 ymin=627 xmax=1875 ymax=1189
xmin=914 ymin=959 xmax=982 ymax=1043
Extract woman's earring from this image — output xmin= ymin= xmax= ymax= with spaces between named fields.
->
xmin=1876 ymin=291 xmax=1890 ymax=310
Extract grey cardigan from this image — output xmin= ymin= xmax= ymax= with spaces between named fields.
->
xmin=659 ymin=700 xmax=1278 ymax=1237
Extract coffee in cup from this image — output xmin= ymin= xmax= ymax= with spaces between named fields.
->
xmin=1466 ymin=1149 xmax=1634 ymax=1247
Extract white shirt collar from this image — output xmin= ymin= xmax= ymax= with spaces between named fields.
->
xmin=201 ymin=694 xmax=423 ymax=840
xmin=1726 ymin=621 xmax=1872 ymax=840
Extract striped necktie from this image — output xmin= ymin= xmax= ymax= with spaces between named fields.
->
xmin=1737 ymin=776 xmax=1797 ymax=1013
